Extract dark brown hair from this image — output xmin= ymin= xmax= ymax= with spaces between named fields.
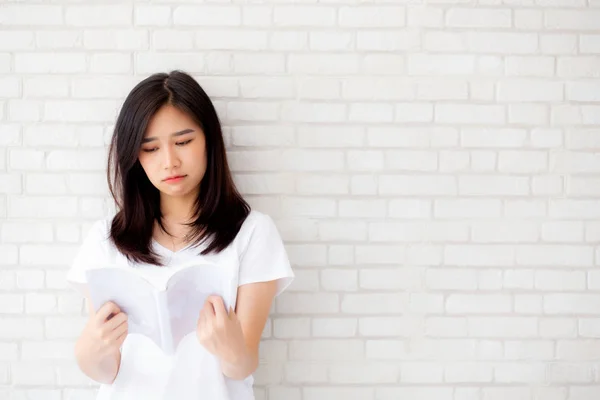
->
xmin=106 ymin=70 xmax=250 ymax=266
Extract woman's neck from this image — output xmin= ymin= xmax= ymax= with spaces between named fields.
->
xmin=160 ymin=193 xmax=197 ymax=223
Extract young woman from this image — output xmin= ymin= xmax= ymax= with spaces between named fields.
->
xmin=66 ymin=70 xmax=294 ymax=399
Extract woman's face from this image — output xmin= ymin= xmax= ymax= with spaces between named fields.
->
xmin=138 ymin=104 xmax=207 ymax=199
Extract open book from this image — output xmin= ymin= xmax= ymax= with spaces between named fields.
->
xmin=84 ymin=263 xmax=234 ymax=355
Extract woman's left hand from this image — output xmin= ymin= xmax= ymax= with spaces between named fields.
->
xmin=196 ymin=295 xmax=247 ymax=365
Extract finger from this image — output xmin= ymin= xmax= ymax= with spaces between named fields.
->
xmin=207 ymin=296 xmax=227 ymax=324
xmin=202 ymin=306 xmax=213 ymax=333
xmin=108 ymin=318 xmax=128 ymax=342
xmin=198 ymin=302 xmax=210 ymax=330
xmin=198 ymin=305 xmax=208 ymax=325
xmin=115 ymin=330 xmax=128 ymax=348
xmin=204 ymin=296 xmax=216 ymax=317
xmin=96 ymin=301 xmax=120 ymax=323
xmin=104 ymin=312 xmax=127 ymax=332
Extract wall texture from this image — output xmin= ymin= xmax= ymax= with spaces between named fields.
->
xmin=1 ymin=1 xmax=600 ymax=399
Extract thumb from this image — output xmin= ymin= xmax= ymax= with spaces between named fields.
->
xmin=98 ymin=301 xmax=120 ymax=322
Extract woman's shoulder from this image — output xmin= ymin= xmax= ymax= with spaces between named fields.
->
xmin=237 ymin=209 xmax=277 ymax=238
xmin=77 ymin=216 xmax=117 ymax=259
xmin=69 ymin=217 xmax=116 ymax=276
xmin=242 ymin=209 xmax=270 ymax=225
xmin=233 ymin=209 xmax=282 ymax=251
xmin=84 ymin=217 xmax=113 ymax=242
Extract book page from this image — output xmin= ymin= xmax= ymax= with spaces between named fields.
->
xmin=166 ymin=264 xmax=231 ymax=350
xmin=85 ymin=268 xmax=163 ymax=351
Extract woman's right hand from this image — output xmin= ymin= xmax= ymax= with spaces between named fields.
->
xmin=77 ymin=301 xmax=128 ymax=359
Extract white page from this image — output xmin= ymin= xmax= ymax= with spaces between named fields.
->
xmin=85 ymin=268 xmax=164 ymax=351
xmin=166 ymin=264 xmax=231 ymax=351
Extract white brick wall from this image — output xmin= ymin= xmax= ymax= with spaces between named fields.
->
xmin=0 ymin=1 xmax=599 ymax=399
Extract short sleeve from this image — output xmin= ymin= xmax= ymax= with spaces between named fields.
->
xmin=66 ymin=219 xmax=111 ymax=287
xmin=237 ymin=213 xmax=294 ymax=297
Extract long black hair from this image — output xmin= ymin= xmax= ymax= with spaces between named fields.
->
xmin=106 ymin=70 xmax=250 ymax=266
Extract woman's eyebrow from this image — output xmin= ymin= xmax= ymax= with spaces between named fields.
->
xmin=142 ymin=128 xmax=194 ymax=143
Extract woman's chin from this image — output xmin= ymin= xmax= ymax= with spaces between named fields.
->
xmin=159 ymin=184 xmax=197 ymax=198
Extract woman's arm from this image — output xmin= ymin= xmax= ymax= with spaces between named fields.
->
xmin=74 ymin=294 xmax=124 ymax=385
xmin=196 ymin=280 xmax=279 ymax=380
xmin=220 ymin=280 xmax=278 ymax=379
xmin=75 ymin=342 xmax=121 ymax=385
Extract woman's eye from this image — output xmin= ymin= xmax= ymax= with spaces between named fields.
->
xmin=142 ymin=140 xmax=191 ymax=153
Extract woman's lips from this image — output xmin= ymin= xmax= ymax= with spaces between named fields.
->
xmin=164 ymin=175 xmax=186 ymax=183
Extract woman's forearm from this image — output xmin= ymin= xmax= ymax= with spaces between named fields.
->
xmin=220 ymin=348 xmax=257 ymax=380
xmin=74 ymin=341 xmax=121 ymax=385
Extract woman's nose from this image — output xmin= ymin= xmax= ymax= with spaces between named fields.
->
xmin=163 ymin=145 xmax=179 ymax=169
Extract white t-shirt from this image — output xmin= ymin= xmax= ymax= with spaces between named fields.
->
xmin=66 ymin=210 xmax=295 ymax=400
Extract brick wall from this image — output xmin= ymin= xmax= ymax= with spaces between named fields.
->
xmin=1 ymin=1 xmax=599 ymax=399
